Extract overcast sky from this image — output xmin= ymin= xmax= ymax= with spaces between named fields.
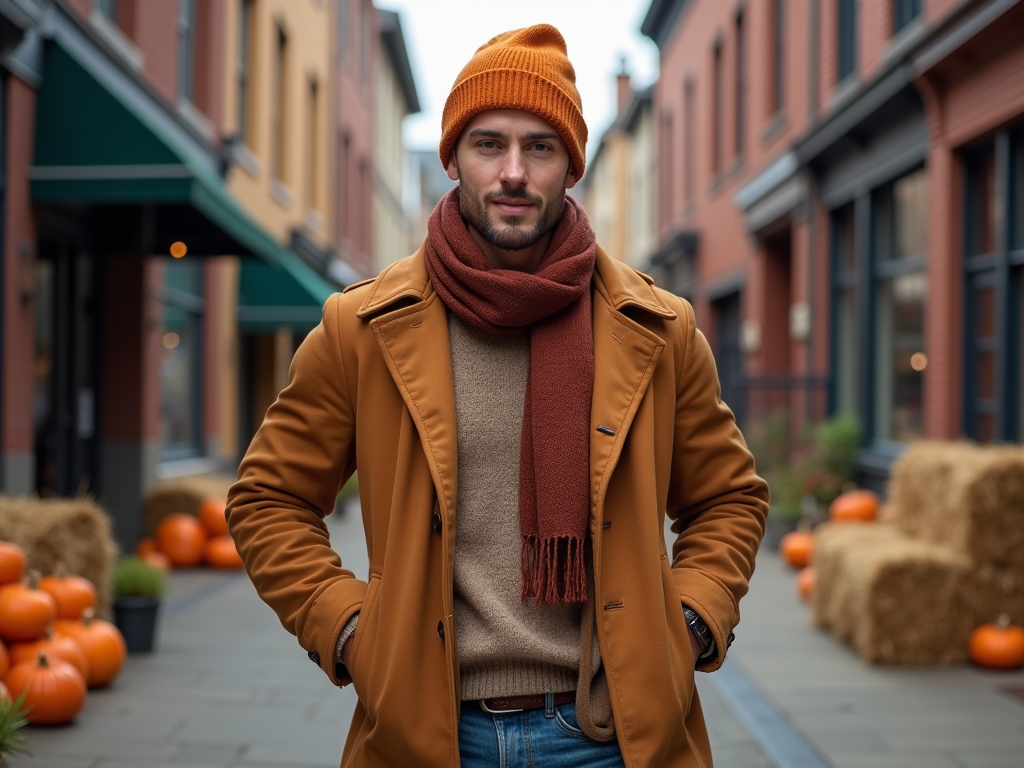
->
xmin=377 ymin=0 xmax=660 ymax=160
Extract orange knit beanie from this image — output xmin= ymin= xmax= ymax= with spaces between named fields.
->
xmin=439 ymin=24 xmax=587 ymax=179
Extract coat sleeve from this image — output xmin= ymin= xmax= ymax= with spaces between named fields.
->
xmin=226 ymin=292 xmax=364 ymax=686
xmin=664 ymin=298 xmax=769 ymax=671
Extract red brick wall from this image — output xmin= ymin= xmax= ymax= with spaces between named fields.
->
xmin=818 ymin=0 xmax=838 ymax=110
xmin=926 ymin=0 xmax=961 ymax=23
xmin=2 ymin=79 xmax=38 ymax=457
xmin=859 ymin=0 xmax=890 ymax=83
xmin=65 ymin=0 xmax=91 ymax=19
xmin=194 ymin=0 xmax=226 ymax=132
xmin=335 ymin=0 xmax=377 ymax=277
xmin=132 ymin=0 xmax=179 ymax=104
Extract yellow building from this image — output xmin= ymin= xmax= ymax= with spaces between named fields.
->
xmin=374 ymin=9 xmax=420 ymax=270
xmin=219 ymin=0 xmax=337 ymax=455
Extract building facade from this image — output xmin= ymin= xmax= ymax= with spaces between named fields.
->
xmin=373 ymin=8 xmax=418 ymax=271
xmin=642 ymin=0 xmax=1024 ymax=486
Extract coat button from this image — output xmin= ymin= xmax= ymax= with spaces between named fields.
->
xmin=307 ymin=649 xmax=321 ymax=666
xmin=431 ymin=513 xmax=442 ymax=532
xmin=437 ymin=620 xmax=445 ymax=639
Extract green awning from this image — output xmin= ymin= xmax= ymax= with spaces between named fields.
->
xmin=29 ymin=37 xmax=335 ymax=324
xmin=237 ymin=259 xmax=326 ymax=332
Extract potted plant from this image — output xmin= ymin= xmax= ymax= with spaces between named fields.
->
xmin=0 ymin=692 xmax=30 ymax=767
xmin=111 ymin=556 xmax=167 ymax=653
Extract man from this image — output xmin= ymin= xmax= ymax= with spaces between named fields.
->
xmin=228 ymin=24 xmax=768 ymax=768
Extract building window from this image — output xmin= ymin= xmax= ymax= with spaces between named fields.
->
xmin=769 ymin=0 xmax=784 ymax=116
xmin=271 ymin=25 xmax=288 ymax=183
xmin=307 ymin=77 xmax=320 ymax=212
xmin=97 ymin=0 xmax=117 ymax=21
xmin=661 ymin=111 xmax=673 ymax=225
xmin=872 ymin=168 xmax=928 ymax=443
xmin=237 ymin=0 xmax=254 ymax=144
xmin=964 ymin=131 xmax=1024 ymax=443
xmin=837 ymin=0 xmax=857 ymax=82
xmin=712 ymin=40 xmax=723 ymax=175
xmin=178 ymin=0 xmax=197 ymax=102
xmin=892 ymin=0 xmax=921 ymax=34
xmin=338 ymin=0 xmax=350 ymax=59
xmin=162 ymin=260 xmax=204 ymax=460
xmin=684 ymin=77 xmax=695 ymax=205
xmin=734 ymin=10 xmax=745 ymax=159
xmin=832 ymin=204 xmax=858 ymax=416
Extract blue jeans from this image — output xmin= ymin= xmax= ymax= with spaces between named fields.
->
xmin=459 ymin=698 xmax=625 ymax=768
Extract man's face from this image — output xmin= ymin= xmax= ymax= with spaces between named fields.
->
xmin=447 ymin=109 xmax=578 ymax=264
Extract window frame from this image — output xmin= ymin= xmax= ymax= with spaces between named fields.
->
xmin=837 ymin=0 xmax=858 ymax=83
xmin=160 ymin=260 xmax=205 ymax=461
xmin=178 ymin=0 xmax=197 ymax=103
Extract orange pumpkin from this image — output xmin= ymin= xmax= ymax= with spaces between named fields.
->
xmin=0 ymin=574 xmax=57 ymax=642
xmin=203 ymin=536 xmax=243 ymax=569
xmin=969 ymin=615 xmax=1024 ymax=669
xmin=54 ymin=609 xmax=127 ymax=688
xmin=154 ymin=513 xmax=207 ymax=568
xmin=780 ymin=531 xmax=814 ymax=569
xmin=39 ymin=569 xmax=97 ymax=620
xmin=135 ymin=538 xmax=157 ymax=557
xmin=198 ymin=498 xmax=229 ymax=538
xmin=4 ymin=651 xmax=86 ymax=725
xmin=797 ymin=567 xmax=815 ymax=601
xmin=829 ymin=490 xmax=881 ymax=523
xmin=142 ymin=551 xmax=172 ymax=571
xmin=0 ymin=543 xmax=26 ymax=585
xmin=9 ymin=629 xmax=89 ymax=680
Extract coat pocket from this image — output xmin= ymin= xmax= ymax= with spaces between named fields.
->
xmin=661 ymin=554 xmax=696 ymax=714
xmin=347 ymin=573 xmax=381 ymax=706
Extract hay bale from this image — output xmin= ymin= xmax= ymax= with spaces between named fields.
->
xmin=142 ymin=474 xmax=233 ymax=537
xmin=812 ymin=523 xmax=976 ymax=665
xmin=884 ymin=441 xmax=1024 ymax=569
xmin=0 ymin=496 xmax=118 ymax=619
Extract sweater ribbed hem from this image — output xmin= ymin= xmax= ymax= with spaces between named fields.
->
xmin=460 ymin=660 xmax=578 ymax=701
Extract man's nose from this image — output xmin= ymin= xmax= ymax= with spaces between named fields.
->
xmin=499 ymin=146 xmax=527 ymax=187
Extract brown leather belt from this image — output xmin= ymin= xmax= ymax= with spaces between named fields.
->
xmin=477 ymin=691 xmax=575 ymax=714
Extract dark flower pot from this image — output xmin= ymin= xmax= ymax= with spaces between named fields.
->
xmin=113 ymin=597 xmax=162 ymax=653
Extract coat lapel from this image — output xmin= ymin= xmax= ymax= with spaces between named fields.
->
xmin=361 ymin=252 xmax=458 ymax=524
xmin=588 ymin=249 xmax=674 ymax=531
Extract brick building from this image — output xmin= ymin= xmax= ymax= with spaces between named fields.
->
xmin=641 ymin=0 xmax=1024 ymax=487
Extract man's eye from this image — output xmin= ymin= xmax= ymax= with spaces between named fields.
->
xmin=531 ymin=143 xmax=550 ymax=152
xmin=480 ymin=141 xmax=497 ymax=149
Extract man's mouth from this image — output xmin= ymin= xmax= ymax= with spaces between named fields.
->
xmin=491 ymin=199 xmax=533 ymax=216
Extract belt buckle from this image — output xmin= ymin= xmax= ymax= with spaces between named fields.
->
xmin=479 ymin=699 xmax=525 ymax=715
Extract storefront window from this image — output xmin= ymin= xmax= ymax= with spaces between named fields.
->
xmin=832 ymin=205 xmax=857 ymax=415
xmin=161 ymin=260 xmax=204 ymax=459
xmin=873 ymin=169 xmax=927 ymax=443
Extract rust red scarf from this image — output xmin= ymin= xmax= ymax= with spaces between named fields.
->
xmin=424 ymin=187 xmax=595 ymax=604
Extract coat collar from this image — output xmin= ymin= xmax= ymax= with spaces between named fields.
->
xmin=354 ymin=242 xmax=677 ymax=321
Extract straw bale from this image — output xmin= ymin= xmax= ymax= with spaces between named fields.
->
xmin=0 ymin=496 xmax=118 ymax=619
xmin=884 ymin=441 xmax=1024 ymax=569
xmin=143 ymin=474 xmax=234 ymax=536
xmin=812 ymin=523 xmax=976 ymax=665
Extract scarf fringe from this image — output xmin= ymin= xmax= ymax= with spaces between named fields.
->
xmin=521 ymin=535 xmax=587 ymax=605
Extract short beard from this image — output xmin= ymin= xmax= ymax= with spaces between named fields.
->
xmin=459 ymin=182 xmax=565 ymax=252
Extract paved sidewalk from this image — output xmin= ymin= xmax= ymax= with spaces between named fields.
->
xmin=9 ymin=504 xmax=1024 ymax=767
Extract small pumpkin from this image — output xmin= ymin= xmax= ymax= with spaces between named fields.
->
xmin=9 ymin=629 xmax=89 ymax=680
xmin=142 ymin=551 xmax=172 ymax=571
xmin=0 ymin=543 xmax=27 ymax=585
xmin=0 ymin=572 xmax=57 ymax=642
xmin=198 ymin=498 xmax=229 ymax=538
xmin=154 ymin=513 xmax=207 ymax=568
xmin=203 ymin=536 xmax=243 ymax=569
xmin=969 ymin=614 xmax=1024 ymax=669
xmin=54 ymin=609 xmax=127 ymax=688
xmin=829 ymin=490 xmax=881 ymax=523
xmin=4 ymin=651 xmax=86 ymax=725
xmin=780 ymin=531 xmax=814 ymax=569
xmin=39 ymin=567 xmax=97 ymax=620
xmin=135 ymin=538 xmax=157 ymax=557
xmin=797 ymin=567 xmax=815 ymax=601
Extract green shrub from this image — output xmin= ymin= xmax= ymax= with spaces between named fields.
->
xmin=111 ymin=557 xmax=168 ymax=600
xmin=0 ymin=692 xmax=31 ymax=762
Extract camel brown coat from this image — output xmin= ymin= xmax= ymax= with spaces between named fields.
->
xmin=227 ymin=246 xmax=769 ymax=768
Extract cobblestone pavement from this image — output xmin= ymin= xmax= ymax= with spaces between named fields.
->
xmin=8 ymin=505 xmax=1023 ymax=767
